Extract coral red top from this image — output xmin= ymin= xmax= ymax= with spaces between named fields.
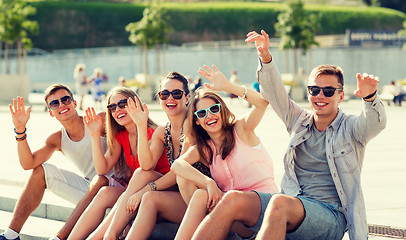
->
xmin=116 ymin=128 xmax=170 ymax=174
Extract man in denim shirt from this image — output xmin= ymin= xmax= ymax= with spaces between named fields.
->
xmin=190 ymin=30 xmax=386 ymax=240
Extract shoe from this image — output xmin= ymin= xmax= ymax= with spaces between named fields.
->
xmin=0 ymin=234 xmax=20 ymax=240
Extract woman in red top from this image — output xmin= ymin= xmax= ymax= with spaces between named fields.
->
xmin=69 ymin=87 xmax=169 ymax=239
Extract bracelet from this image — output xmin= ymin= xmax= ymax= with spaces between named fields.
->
xmin=148 ymin=181 xmax=157 ymax=191
xmin=363 ymin=90 xmax=377 ymax=100
xmin=16 ymin=133 xmax=27 ymax=141
xmin=14 ymin=128 xmax=26 ymax=135
xmin=239 ymin=86 xmax=247 ymax=100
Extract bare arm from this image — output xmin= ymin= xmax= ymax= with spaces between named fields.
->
xmin=198 ymin=65 xmax=268 ymax=135
xmin=171 ymin=146 xmax=215 ymax=190
xmin=9 ymin=97 xmax=61 ymax=170
xmin=84 ymin=107 xmax=121 ymax=175
xmin=126 ymin=97 xmax=163 ymax=170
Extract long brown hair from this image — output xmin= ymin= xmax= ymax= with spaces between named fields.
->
xmin=187 ymin=89 xmax=236 ymax=164
xmin=106 ymin=87 xmax=158 ymax=180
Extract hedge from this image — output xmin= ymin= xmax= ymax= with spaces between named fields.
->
xmin=28 ymin=1 xmax=406 ymax=50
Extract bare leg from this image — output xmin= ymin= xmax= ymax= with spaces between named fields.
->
xmin=8 ymin=166 xmax=46 ymax=233
xmin=192 ymin=191 xmax=262 ymax=240
xmin=55 ymin=175 xmax=108 ymax=239
xmin=125 ymin=191 xmax=186 ymax=240
xmin=103 ymin=169 xmax=161 ymax=240
xmin=255 ymin=194 xmax=305 ymax=240
xmin=68 ymin=186 xmax=124 ymax=240
xmin=176 ymin=175 xmax=199 ymax=205
xmin=175 ymin=189 xmax=209 ymax=240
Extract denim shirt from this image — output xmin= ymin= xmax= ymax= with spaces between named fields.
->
xmin=257 ymin=60 xmax=386 ymax=240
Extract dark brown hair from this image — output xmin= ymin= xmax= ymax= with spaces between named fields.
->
xmin=187 ymin=89 xmax=236 ymax=164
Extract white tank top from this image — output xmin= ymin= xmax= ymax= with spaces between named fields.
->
xmin=61 ymin=127 xmax=107 ymax=180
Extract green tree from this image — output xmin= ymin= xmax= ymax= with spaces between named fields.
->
xmin=398 ymin=20 xmax=406 ymax=49
xmin=0 ymin=0 xmax=39 ymax=74
xmin=125 ymin=0 xmax=172 ymax=75
xmin=274 ymin=0 xmax=320 ymax=75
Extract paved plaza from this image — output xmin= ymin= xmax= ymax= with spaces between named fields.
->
xmin=0 ymin=94 xmax=405 ymax=239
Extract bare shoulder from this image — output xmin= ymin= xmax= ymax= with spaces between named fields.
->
xmin=97 ymin=111 xmax=107 ymax=120
xmin=152 ymin=125 xmax=165 ymax=142
xmin=45 ymin=130 xmax=62 ymax=152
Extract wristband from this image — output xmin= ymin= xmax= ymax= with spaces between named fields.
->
xmin=363 ymin=90 xmax=377 ymax=100
xmin=148 ymin=181 xmax=157 ymax=191
xmin=16 ymin=133 xmax=27 ymax=141
xmin=14 ymin=128 xmax=26 ymax=135
xmin=239 ymin=86 xmax=247 ymax=100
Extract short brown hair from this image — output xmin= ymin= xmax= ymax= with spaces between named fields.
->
xmin=309 ymin=65 xmax=344 ymax=87
xmin=44 ymin=84 xmax=74 ymax=104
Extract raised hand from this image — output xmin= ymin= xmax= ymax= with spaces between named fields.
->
xmin=83 ymin=107 xmax=102 ymax=136
xmin=9 ymin=97 xmax=31 ymax=132
xmin=198 ymin=65 xmax=229 ymax=92
xmin=125 ymin=97 xmax=149 ymax=127
xmin=245 ymin=30 xmax=272 ymax=63
xmin=353 ymin=73 xmax=380 ymax=99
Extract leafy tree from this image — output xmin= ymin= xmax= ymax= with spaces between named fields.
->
xmin=0 ymin=0 xmax=39 ymax=74
xmin=274 ymin=0 xmax=320 ymax=75
xmin=125 ymin=0 xmax=172 ymax=75
xmin=398 ymin=20 xmax=406 ymax=49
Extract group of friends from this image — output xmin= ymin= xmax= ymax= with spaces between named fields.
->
xmin=1 ymin=30 xmax=386 ymax=240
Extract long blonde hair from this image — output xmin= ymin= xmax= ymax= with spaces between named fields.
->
xmin=106 ymin=87 xmax=158 ymax=180
xmin=187 ymin=89 xmax=236 ymax=164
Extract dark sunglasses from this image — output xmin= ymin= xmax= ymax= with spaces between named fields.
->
xmin=194 ymin=103 xmax=221 ymax=119
xmin=107 ymin=99 xmax=128 ymax=112
xmin=48 ymin=96 xmax=73 ymax=110
xmin=307 ymin=86 xmax=343 ymax=97
xmin=158 ymin=89 xmax=184 ymax=100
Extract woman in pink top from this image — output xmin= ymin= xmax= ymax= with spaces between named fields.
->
xmin=171 ymin=65 xmax=278 ymax=240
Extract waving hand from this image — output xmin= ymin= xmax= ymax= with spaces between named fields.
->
xmin=9 ymin=97 xmax=31 ymax=132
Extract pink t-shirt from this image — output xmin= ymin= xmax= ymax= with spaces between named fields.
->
xmin=209 ymin=129 xmax=278 ymax=194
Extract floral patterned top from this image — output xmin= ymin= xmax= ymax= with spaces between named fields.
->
xmin=164 ymin=122 xmax=211 ymax=177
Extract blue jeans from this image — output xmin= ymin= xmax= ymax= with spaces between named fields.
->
xmin=254 ymin=193 xmax=347 ymax=240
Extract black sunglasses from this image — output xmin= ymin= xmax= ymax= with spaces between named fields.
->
xmin=307 ymin=86 xmax=343 ymax=97
xmin=48 ymin=96 xmax=73 ymax=110
xmin=107 ymin=99 xmax=128 ymax=112
xmin=158 ymin=89 xmax=184 ymax=100
xmin=194 ymin=103 xmax=221 ymax=119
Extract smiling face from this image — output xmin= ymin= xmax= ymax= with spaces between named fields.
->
xmin=160 ymin=78 xmax=189 ymax=117
xmin=108 ymin=93 xmax=132 ymax=126
xmin=47 ymin=89 xmax=77 ymax=120
xmin=194 ymin=97 xmax=223 ymax=134
xmin=307 ymin=74 xmax=344 ymax=121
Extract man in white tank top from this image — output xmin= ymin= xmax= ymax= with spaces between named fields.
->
xmin=1 ymin=84 xmax=109 ymax=240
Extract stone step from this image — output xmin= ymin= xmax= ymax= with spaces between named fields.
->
xmin=0 ymin=181 xmax=75 ymax=222
xmin=0 ymin=210 xmax=64 ymax=240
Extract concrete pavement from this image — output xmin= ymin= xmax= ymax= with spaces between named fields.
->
xmin=0 ymin=94 xmax=405 ymax=239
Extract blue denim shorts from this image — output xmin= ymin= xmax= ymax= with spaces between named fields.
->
xmin=252 ymin=193 xmax=347 ymax=240
xmin=287 ymin=196 xmax=347 ymax=240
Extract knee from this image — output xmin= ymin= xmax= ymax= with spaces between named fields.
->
xmin=216 ymin=190 xmax=245 ymax=214
xmin=190 ymin=189 xmax=209 ymax=207
xmin=266 ymin=194 xmax=293 ymax=217
xmin=140 ymin=191 xmax=160 ymax=209
xmin=31 ymin=165 xmax=46 ymax=184
xmin=132 ymin=168 xmax=158 ymax=181
xmin=90 ymin=175 xmax=109 ymax=188
xmin=176 ymin=175 xmax=193 ymax=190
